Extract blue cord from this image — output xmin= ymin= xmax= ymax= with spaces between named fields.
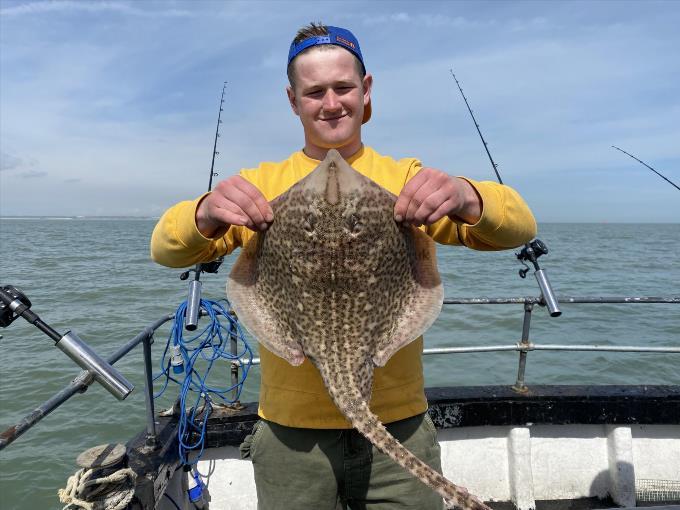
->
xmin=154 ymin=298 xmax=253 ymax=466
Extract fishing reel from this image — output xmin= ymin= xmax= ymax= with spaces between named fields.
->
xmin=179 ymin=257 xmax=224 ymax=281
xmin=0 ymin=285 xmax=32 ymax=328
xmin=516 ymin=239 xmax=561 ymax=317
xmin=516 ymin=239 xmax=549 ymax=279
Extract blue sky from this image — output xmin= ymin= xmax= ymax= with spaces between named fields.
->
xmin=1 ymin=0 xmax=678 ymax=221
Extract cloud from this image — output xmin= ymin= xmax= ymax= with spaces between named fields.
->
xmin=0 ymin=1 xmax=678 ymax=220
xmin=0 ymin=151 xmax=22 ymax=171
xmin=362 ymin=11 xmax=488 ymax=28
xmin=19 ymin=169 xmax=47 ymax=178
xmin=0 ymin=0 xmax=194 ymax=17
xmin=507 ymin=16 xmax=549 ymax=32
xmin=0 ymin=151 xmax=40 ymax=172
xmin=359 ymin=9 xmax=548 ymax=31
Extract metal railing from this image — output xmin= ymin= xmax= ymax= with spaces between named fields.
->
xmin=1 ymin=296 xmax=678 ymax=451
xmin=441 ymin=297 xmax=680 ymax=392
xmin=234 ymin=296 xmax=680 ymax=394
xmin=0 ymin=314 xmax=174 ymax=451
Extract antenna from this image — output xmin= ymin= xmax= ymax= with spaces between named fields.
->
xmin=449 ymin=69 xmax=561 ymax=317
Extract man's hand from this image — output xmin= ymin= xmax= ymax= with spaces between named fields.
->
xmin=196 ymin=176 xmax=273 ymax=238
xmin=394 ymin=167 xmax=482 ymax=227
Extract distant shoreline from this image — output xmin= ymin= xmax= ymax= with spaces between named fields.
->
xmin=0 ymin=215 xmax=161 ymax=220
xmin=0 ymin=216 xmax=678 ymax=224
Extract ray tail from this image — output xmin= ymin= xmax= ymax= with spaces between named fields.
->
xmin=326 ymin=375 xmax=491 ymax=510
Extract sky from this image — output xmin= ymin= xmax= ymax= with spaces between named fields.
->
xmin=0 ymin=0 xmax=679 ymax=222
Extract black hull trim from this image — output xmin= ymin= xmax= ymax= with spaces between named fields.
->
xmin=182 ymin=385 xmax=680 ymax=450
xmin=426 ymin=384 xmax=680 ymax=429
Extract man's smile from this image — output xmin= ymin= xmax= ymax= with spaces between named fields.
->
xmin=320 ymin=114 xmax=347 ymax=122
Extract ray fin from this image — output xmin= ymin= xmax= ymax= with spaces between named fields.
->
xmin=227 ymin=233 xmax=305 ymax=366
xmin=372 ymin=227 xmax=443 ymax=367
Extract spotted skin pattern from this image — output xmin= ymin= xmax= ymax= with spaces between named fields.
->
xmin=228 ymin=150 xmax=491 ymax=510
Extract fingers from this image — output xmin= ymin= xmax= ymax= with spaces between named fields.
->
xmin=394 ymin=169 xmax=428 ymax=222
xmin=221 ymin=180 xmax=269 ymax=230
xmin=395 ymin=168 xmax=462 ymax=226
xmin=425 ymin=198 xmax=458 ymax=225
xmin=231 ymin=178 xmax=274 ymax=224
xmin=406 ymin=181 xmax=443 ymax=225
xmin=200 ymin=175 xmax=273 ymax=234
xmin=206 ymin=198 xmax=250 ymax=228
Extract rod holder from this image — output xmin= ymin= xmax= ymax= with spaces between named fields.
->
xmin=535 ymin=269 xmax=561 ymax=317
xmin=1 ymin=285 xmax=134 ymax=400
xmin=185 ymin=279 xmax=202 ymax=331
xmin=516 ymin=240 xmax=561 ymax=318
xmin=57 ymin=331 xmax=134 ymax=400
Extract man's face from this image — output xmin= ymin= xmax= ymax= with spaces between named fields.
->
xmin=287 ymin=48 xmax=372 ymax=157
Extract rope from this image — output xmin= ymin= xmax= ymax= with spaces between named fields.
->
xmin=58 ymin=467 xmax=136 ymax=510
xmin=154 ymin=298 xmax=253 ymax=466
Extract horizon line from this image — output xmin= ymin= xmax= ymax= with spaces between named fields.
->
xmin=1 ymin=215 xmax=678 ymax=225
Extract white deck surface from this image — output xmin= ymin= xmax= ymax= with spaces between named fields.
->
xmin=158 ymin=424 xmax=680 ymax=510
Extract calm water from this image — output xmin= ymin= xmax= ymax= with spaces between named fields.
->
xmin=0 ymin=219 xmax=678 ymax=509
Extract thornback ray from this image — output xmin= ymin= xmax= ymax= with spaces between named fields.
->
xmin=228 ymin=149 xmax=490 ymax=510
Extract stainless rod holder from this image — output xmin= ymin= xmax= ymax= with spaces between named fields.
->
xmin=56 ymin=331 xmax=134 ymax=400
xmin=535 ymin=269 xmax=561 ymax=317
xmin=185 ymin=279 xmax=202 ymax=331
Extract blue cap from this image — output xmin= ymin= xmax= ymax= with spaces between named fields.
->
xmin=287 ymin=26 xmax=370 ymax=123
xmin=287 ymin=26 xmax=366 ymax=73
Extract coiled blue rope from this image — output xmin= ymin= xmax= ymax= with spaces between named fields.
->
xmin=154 ymin=298 xmax=253 ymax=466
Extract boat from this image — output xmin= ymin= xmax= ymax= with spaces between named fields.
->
xmin=1 ymin=287 xmax=679 ymax=510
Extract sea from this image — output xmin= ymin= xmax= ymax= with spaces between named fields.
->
xmin=0 ymin=219 xmax=678 ymax=510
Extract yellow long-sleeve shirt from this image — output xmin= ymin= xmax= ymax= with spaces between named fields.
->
xmin=151 ymin=146 xmax=536 ymax=428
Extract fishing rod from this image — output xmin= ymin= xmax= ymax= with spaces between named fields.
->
xmin=449 ymin=69 xmax=561 ymax=317
xmin=612 ymin=145 xmax=680 ymax=192
xmin=180 ymin=81 xmax=228 ymax=330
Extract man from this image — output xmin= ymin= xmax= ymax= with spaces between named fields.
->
xmin=151 ymin=23 xmax=536 ymax=510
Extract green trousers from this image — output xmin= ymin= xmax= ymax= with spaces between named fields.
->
xmin=239 ymin=412 xmax=444 ymax=510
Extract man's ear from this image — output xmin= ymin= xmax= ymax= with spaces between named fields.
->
xmin=362 ymin=73 xmax=373 ymax=108
xmin=286 ymin=86 xmax=299 ymax=116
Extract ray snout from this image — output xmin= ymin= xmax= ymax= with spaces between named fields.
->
xmin=324 ymin=153 xmax=340 ymax=205
xmin=317 ymin=149 xmax=367 ymax=205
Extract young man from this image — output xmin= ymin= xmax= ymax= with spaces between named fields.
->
xmin=151 ymin=23 xmax=536 ymax=510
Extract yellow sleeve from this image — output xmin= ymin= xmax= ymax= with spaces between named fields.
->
xmin=149 ymin=193 xmax=245 ymax=268
xmin=403 ymin=161 xmax=537 ymax=250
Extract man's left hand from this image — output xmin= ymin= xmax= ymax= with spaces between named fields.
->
xmin=394 ymin=167 xmax=482 ymax=227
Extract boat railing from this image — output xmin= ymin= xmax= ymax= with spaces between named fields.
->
xmin=237 ymin=296 xmax=680 ymax=393
xmin=1 ymin=295 xmax=678 ymax=451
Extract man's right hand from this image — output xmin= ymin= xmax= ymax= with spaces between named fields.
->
xmin=195 ymin=176 xmax=274 ymax=238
